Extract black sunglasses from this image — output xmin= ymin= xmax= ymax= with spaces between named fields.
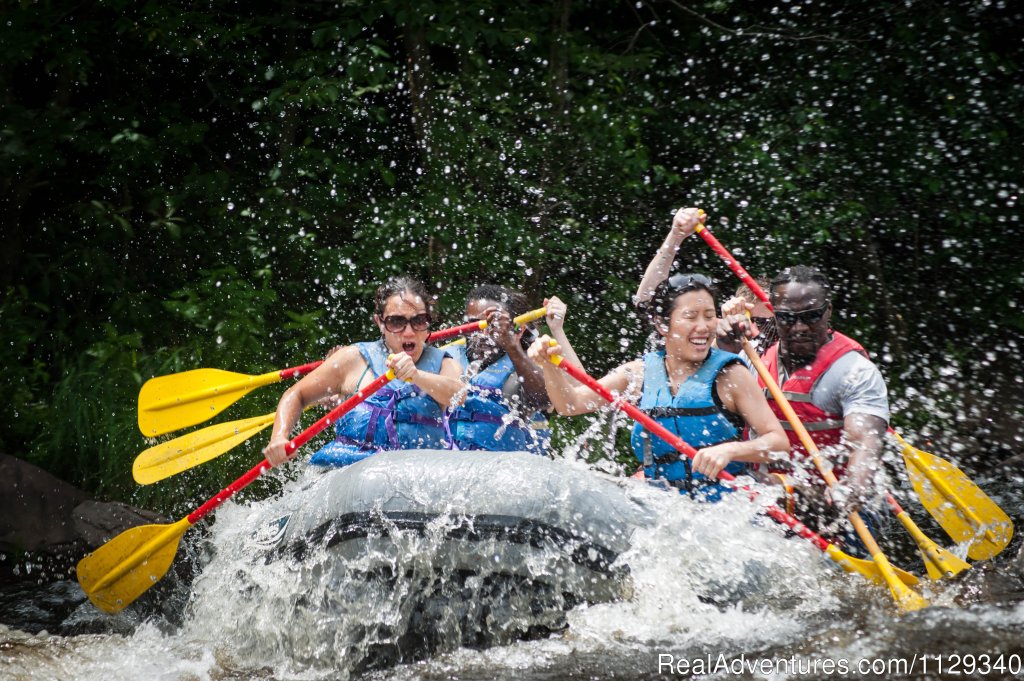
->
xmin=774 ymin=303 xmax=829 ymax=327
xmin=382 ymin=313 xmax=431 ymax=333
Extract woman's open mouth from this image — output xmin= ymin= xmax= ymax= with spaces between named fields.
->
xmin=402 ymin=342 xmax=416 ymax=354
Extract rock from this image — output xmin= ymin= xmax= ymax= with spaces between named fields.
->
xmin=71 ymin=500 xmax=165 ymax=547
xmin=0 ymin=454 xmax=166 ymax=584
xmin=0 ymin=454 xmax=89 ymax=553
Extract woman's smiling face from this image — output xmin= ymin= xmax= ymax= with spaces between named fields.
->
xmin=659 ymin=289 xmax=717 ymax=363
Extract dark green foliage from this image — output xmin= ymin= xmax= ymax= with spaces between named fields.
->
xmin=2 ymin=0 xmax=1021 ymax=509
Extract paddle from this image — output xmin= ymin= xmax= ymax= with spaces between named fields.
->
xmin=544 ymin=352 xmax=920 ymax=594
xmin=741 ymin=337 xmax=965 ymax=583
xmin=138 ymin=308 xmax=548 ymax=438
xmin=426 ymin=305 xmax=548 ymax=343
xmin=138 ymin=361 xmax=324 ymax=437
xmin=134 ymin=411 xmax=276 ymax=485
xmin=693 ymin=222 xmax=1013 ymax=560
xmin=693 ymin=221 xmax=771 ymax=310
xmin=79 ymin=369 xmax=396 ymax=614
xmin=891 ymin=430 xmax=1013 ymax=561
xmin=885 ymin=493 xmax=971 ymax=580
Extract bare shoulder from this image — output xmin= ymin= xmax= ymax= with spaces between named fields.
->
xmin=325 ymin=345 xmax=369 ymax=391
xmin=719 ymin=360 xmax=755 ymax=385
xmin=715 ymin=361 xmax=759 ymax=405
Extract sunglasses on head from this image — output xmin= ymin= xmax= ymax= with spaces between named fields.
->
xmin=774 ymin=303 xmax=829 ymax=327
xmin=666 ymin=273 xmax=713 ymax=291
xmin=382 ymin=313 xmax=431 ymax=333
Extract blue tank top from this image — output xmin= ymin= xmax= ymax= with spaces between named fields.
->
xmin=309 ymin=340 xmax=450 ymax=467
xmin=447 ymin=344 xmax=546 ymax=454
xmin=630 ymin=347 xmax=744 ymax=500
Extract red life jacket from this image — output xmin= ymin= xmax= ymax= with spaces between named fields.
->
xmin=760 ymin=331 xmax=867 ymax=479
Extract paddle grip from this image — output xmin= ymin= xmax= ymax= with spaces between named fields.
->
xmin=694 ymin=225 xmax=773 ymax=311
xmin=515 ymin=306 xmax=548 ymax=326
xmin=279 ymin=361 xmax=324 ymax=380
xmin=186 ymin=370 xmax=394 ymax=525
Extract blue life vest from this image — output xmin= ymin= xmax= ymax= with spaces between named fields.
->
xmin=447 ymin=344 xmax=547 ymax=454
xmin=310 ymin=341 xmax=450 ymax=467
xmin=630 ymin=347 xmax=745 ymax=501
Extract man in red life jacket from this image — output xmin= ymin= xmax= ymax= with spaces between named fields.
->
xmin=718 ymin=266 xmax=890 ymax=541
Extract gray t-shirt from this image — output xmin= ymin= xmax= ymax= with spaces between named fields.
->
xmin=742 ymin=348 xmax=890 ymax=423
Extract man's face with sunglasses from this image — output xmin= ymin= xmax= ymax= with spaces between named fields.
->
xmin=770 ymin=281 xmax=832 ymax=367
xmin=375 ymin=293 xmax=431 ymax=360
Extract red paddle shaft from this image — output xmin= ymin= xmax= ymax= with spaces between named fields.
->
xmin=694 ymin=225 xmax=773 ymax=311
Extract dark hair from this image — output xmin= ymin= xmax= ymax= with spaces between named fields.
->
xmin=374 ymin=276 xmax=433 ymax=316
xmin=644 ymin=273 xmax=717 ymax=325
xmin=466 ymin=284 xmax=530 ymax=318
xmin=769 ymin=266 xmax=831 ymax=302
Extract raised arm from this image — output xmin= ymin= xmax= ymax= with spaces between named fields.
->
xmin=633 ymin=207 xmax=704 ymax=308
xmin=543 ymin=295 xmax=583 ymax=385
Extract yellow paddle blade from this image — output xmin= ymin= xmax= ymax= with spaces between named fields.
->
xmin=883 ymin=558 xmax=930 ymax=613
xmin=902 ymin=444 xmax=1013 ymax=561
xmin=138 ymin=368 xmax=282 ymax=436
xmin=825 ymin=544 xmax=920 ymax=587
xmin=133 ymin=412 xmax=276 ymax=485
xmin=77 ymin=517 xmax=192 ymax=614
xmin=921 ymin=544 xmax=972 ymax=582
xmin=892 ymin=509 xmax=971 ymax=580
xmin=845 ymin=513 xmax=928 ymax=613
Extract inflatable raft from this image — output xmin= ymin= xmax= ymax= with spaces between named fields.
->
xmin=262 ymin=449 xmax=655 ymax=605
xmin=242 ymin=449 xmax=657 ymax=666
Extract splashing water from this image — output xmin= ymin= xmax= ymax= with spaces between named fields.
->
xmin=4 ymin=454 xmax=1024 ymax=681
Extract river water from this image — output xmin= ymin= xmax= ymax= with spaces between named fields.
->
xmin=3 ymin=460 xmax=1023 ymax=681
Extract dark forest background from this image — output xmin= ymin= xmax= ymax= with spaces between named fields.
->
xmin=2 ymin=0 xmax=1021 ymax=515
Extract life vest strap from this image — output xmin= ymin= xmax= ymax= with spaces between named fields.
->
xmin=643 ymin=405 xmax=721 ymax=418
xmin=781 ymin=419 xmax=844 ymax=432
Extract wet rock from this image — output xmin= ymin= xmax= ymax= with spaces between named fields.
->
xmin=71 ymin=500 xmax=165 ymax=547
xmin=0 ymin=454 xmax=165 ymax=585
xmin=0 ymin=454 xmax=88 ymax=553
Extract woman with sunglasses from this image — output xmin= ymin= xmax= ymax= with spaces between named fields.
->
xmin=446 ymin=286 xmax=580 ymax=454
xmin=529 ymin=274 xmax=788 ymax=499
xmin=262 ymin=276 xmax=463 ymax=468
